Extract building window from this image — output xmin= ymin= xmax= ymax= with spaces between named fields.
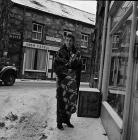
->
xmin=25 ymin=48 xmax=47 ymax=72
xmin=64 ymin=30 xmax=72 ymax=37
xmin=81 ymin=33 xmax=89 ymax=48
xmin=32 ymin=23 xmax=43 ymax=41
xmin=81 ymin=57 xmax=87 ymax=72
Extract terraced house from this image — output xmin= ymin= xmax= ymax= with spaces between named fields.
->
xmin=2 ymin=0 xmax=95 ymax=81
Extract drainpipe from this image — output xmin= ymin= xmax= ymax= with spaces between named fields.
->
xmin=101 ymin=16 xmax=112 ymax=101
xmin=98 ymin=1 xmax=109 ymax=90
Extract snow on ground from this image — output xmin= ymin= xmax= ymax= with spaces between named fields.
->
xmin=0 ymin=82 xmax=108 ymax=140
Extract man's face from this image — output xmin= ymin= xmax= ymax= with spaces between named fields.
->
xmin=65 ymin=37 xmax=73 ymax=50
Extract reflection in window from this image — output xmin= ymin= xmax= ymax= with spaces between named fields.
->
xmin=108 ymin=13 xmax=132 ymax=119
xmin=112 ymin=1 xmax=133 ymax=28
xmin=81 ymin=57 xmax=87 ymax=72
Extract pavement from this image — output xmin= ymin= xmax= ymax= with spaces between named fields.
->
xmin=50 ymin=114 xmax=109 ymax=140
xmin=0 ymin=79 xmax=108 ymax=140
xmin=16 ymin=79 xmax=90 ymax=86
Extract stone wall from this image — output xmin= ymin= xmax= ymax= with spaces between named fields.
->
xmin=90 ymin=1 xmax=106 ymax=87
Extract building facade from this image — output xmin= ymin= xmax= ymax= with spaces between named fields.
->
xmin=1 ymin=0 xmax=95 ymax=81
xmin=92 ymin=1 xmax=138 ymax=140
xmin=89 ymin=1 xmax=105 ymax=88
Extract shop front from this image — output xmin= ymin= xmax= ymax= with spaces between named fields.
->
xmin=99 ymin=1 xmax=138 ymax=140
xmin=22 ymin=42 xmax=59 ymax=79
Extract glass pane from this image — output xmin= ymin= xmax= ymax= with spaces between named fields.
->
xmin=112 ymin=1 xmax=133 ymax=28
xmin=33 ymin=24 xmax=37 ymax=31
xmin=38 ymin=25 xmax=42 ymax=32
xmin=82 ymin=35 xmax=84 ymax=40
xmin=64 ymin=32 xmax=67 ymax=37
xmin=108 ymin=13 xmax=132 ymax=118
xmin=25 ymin=48 xmax=36 ymax=70
xmin=37 ymin=33 xmax=42 ymax=40
xmin=37 ymin=50 xmax=46 ymax=71
xmin=82 ymin=65 xmax=85 ymax=71
xmin=32 ymin=32 xmax=37 ymax=40
xmin=85 ymin=36 xmax=88 ymax=41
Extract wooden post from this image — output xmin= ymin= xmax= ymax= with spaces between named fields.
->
xmin=22 ymin=52 xmax=26 ymax=75
xmin=122 ymin=2 xmax=137 ymax=140
xmin=101 ymin=17 xmax=112 ymax=101
xmin=98 ymin=1 xmax=109 ymax=90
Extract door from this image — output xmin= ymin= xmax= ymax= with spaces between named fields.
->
xmin=48 ymin=51 xmax=56 ymax=79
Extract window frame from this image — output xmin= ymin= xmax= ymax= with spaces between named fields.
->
xmin=81 ymin=33 xmax=89 ymax=48
xmin=32 ymin=23 xmax=43 ymax=41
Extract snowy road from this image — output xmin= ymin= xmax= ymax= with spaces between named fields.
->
xmin=0 ymin=81 xmax=108 ymax=140
xmin=0 ymin=81 xmax=57 ymax=140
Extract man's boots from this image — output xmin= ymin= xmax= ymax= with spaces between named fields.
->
xmin=66 ymin=121 xmax=74 ymax=128
xmin=57 ymin=123 xmax=64 ymax=130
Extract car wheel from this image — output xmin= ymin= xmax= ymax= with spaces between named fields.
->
xmin=3 ymin=73 xmax=15 ymax=86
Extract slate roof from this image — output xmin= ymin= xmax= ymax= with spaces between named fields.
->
xmin=11 ymin=0 xmax=95 ymax=25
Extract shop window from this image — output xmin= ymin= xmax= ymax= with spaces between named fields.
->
xmin=108 ymin=13 xmax=132 ymax=119
xmin=81 ymin=33 xmax=89 ymax=48
xmin=25 ymin=48 xmax=47 ymax=72
xmin=81 ymin=57 xmax=87 ymax=72
xmin=32 ymin=23 xmax=43 ymax=41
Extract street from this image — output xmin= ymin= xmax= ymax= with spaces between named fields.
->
xmin=0 ymin=81 xmax=57 ymax=140
xmin=0 ymin=80 xmax=108 ymax=140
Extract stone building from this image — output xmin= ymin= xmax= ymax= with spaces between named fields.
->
xmin=2 ymin=0 xmax=95 ymax=81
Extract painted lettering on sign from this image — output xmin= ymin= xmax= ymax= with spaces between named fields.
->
xmin=10 ymin=33 xmax=21 ymax=39
xmin=46 ymin=36 xmax=62 ymax=43
xmin=23 ymin=42 xmax=60 ymax=51
xmin=23 ymin=42 xmax=48 ymax=50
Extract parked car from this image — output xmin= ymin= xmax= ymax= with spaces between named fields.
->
xmin=0 ymin=57 xmax=17 ymax=86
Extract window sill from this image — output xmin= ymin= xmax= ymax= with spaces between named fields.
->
xmin=102 ymin=101 xmax=123 ymax=133
xmin=108 ymin=86 xmax=126 ymax=95
xmin=25 ymin=69 xmax=46 ymax=73
xmin=81 ymin=46 xmax=87 ymax=49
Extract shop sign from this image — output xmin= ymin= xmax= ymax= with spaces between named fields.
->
xmin=47 ymin=45 xmax=60 ymax=51
xmin=23 ymin=42 xmax=60 ymax=51
xmin=23 ymin=42 xmax=49 ymax=50
xmin=10 ymin=33 xmax=21 ymax=39
xmin=46 ymin=36 xmax=62 ymax=43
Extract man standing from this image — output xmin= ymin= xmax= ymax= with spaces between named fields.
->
xmin=53 ymin=34 xmax=82 ymax=130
